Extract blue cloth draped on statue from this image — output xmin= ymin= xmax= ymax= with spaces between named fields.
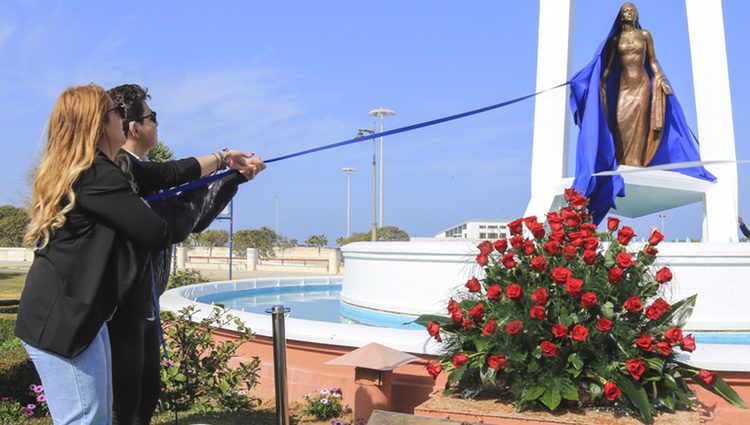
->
xmin=568 ymin=19 xmax=715 ymax=224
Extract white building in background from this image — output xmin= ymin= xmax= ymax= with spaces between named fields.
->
xmin=434 ymin=219 xmax=511 ymax=240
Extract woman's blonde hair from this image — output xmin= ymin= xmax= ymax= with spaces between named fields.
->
xmin=24 ymin=84 xmax=111 ymax=248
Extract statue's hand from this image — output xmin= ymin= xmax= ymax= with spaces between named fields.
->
xmin=662 ymin=82 xmax=673 ymax=96
xmin=599 ymin=84 xmax=608 ymax=109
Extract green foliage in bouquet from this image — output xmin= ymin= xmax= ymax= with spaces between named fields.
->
xmin=418 ymin=188 xmax=746 ymax=424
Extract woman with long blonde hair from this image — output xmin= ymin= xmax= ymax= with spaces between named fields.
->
xmin=15 ymin=84 xmax=253 ymax=424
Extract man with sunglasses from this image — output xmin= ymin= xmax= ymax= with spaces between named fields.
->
xmin=107 ymin=84 xmax=265 ymax=425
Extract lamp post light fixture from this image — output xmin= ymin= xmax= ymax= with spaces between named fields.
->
xmin=659 ymin=213 xmax=667 ymax=238
xmin=357 ymin=128 xmax=377 ymax=241
xmin=341 ymin=168 xmax=357 ymax=238
xmin=368 ymin=107 xmax=396 ymax=227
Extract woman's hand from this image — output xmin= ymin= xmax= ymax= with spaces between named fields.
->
xmin=222 ymin=149 xmax=255 ymax=171
xmin=239 ymin=156 xmax=266 ymax=181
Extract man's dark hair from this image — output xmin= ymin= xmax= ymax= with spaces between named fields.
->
xmin=107 ymin=84 xmax=151 ymax=136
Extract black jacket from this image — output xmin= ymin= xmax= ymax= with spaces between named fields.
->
xmin=15 ymin=153 xmax=200 ymax=358
xmin=116 ymin=151 xmax=247 ymax=314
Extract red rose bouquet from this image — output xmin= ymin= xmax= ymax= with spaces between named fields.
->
xmin=419 ymin=188 xmax=746 ymax=423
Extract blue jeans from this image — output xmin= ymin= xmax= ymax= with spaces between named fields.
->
xmin=24 ymin=324 xmax=113 ymax=425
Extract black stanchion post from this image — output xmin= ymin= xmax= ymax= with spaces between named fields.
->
xmin=267 ymin=305 xmax=290 ymax=425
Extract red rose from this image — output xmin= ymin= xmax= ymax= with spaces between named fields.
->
xmin=477 ymin=240 xmax=493 ymax=255
xmin=551 ymin=230 xmax=566 ymax=243
xmin=506 ymin=320 xmax=523 ymax=335
xmin=540 ymin=341 xmax=559 ymax=357
xmin=509 ymin=218 xmax=523 ymax=235
xmin=583 ymin=249 xmax=597 ymax=265
xmin=451 ymin=309 xmax=464 ymax=324
xmin=502 ymin=253 xmax=516 ymax=269
xmin=530 ymin=305 xmax=547 ymax=320
xmin=524 ymin=215 xmax=538 ymax=228
xmin=564 ymin=277 xmax=583 ymax=298
xmin=645 ymin=298 xmax=671 ymax=320
xmin=571 ymin=194 xmax=588 ymax=210
xmin=604 ymin=382 xmax=621 ymax=401
xmin=482 ymin=319 xmax=498 ymax=336
xmin=583 ymin=237 xmax=599 ymax=250
xmin=523 ymin=240 xmax=536 ymax=256
xmin=494 ymin=239 xmax=508 ymax=253
xmin=656 ymin=341 xmax=673 ymax=356
xmin=506 ymin=284 xmax=523 ymax=301
xmin=447 ymin=299 xmax=460 ymax=313
xmin=617 ymin=226 xmax=635 ymax=244
xmin=571 ymin=324 xmax=589 ymax=341
xmin=698 ymin=370 xmax=716 ymax=385
xmin=581 ymin=223 xmax=597 ymax=236
xmin=636 ymin=335 xmax=653 ymax=352
xmin=475 ymin=253 xmax=488 ymax=266
xmin=426 ymin=362 xmax=442 ymax=379
xmin=529 ymin=222 xmax=545 ymax=240
xmin=564 ymin=211 xmax=582 ymax=227
xmin=562 ymin=245 xmax=577 ymax=260
xmin=427 ymin=321 xmax=441 ymax=342
xmin=452 ymin=353 xmax=469 ymax=368
xmin=648 ymin=229 xmax=664 ymax=246
xmin=597 ymin=317 xmax=613 ymax=332
xmin=531 ymin=288 xmax=548 ymax=305
xmin=564 ymin=187 xmax=579 ymax=201
xmin=664 ymin=327 xmax=683 ymax=344
xmin=581 ymin=292 xmax=598 ymax=309
xmin=624 ymin=296 xmax=642 ymax=312
xmin=464 ymin=277 xmax=480 ymax=292
xmin=551 ymin=266 xmax=571 ymax=284
xmin=607 ymin=217 xmax=620 ymax=231
xmin=644 ymin=245 xmax=659 ymax=256
xmin=616 ymin=252 xmax=635 ymax=268
xmin=531 ymin=256 xmax=548 ymax=272
xmin=488 ymin=354 xmax=507 ymax=371
xmin=571 ymin=237 xmax=585 ymax=248
xmin=608 ymin=267 xmax=624 ymax=285
xmin=510 ymin=235 xmax=525 ymax=250
xmin=462 ymin=319 xmax=477 ymax=330
xmin=568 ymin=231 xmax=586 ymax=240
xmin=544 ymin=240 xmax=560 ymax=255
xmin=626 ymin=358 xmax=646 ymax=381
xmin=486 ymin=284 xmax=502 ymax=301
xmin=655 ymin=267 xmax=673 ymax=283
xmin=552 ymin=324 xmax=568 ymax=339
xmin=681 ymin=335 xmax=696 ymax=352
xmin=546 ymin=212 xmax=563 ymax=231
xmin=469 ymin=303 xmax=485 ymax=321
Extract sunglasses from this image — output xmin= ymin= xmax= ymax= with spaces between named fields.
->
xmin=107 ymin=102 xmax=127 ymax=120
xmin=139 ymin=111 xmax=158 ymax=125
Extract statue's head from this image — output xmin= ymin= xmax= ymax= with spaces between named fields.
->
xmin=619 ymin=2 xmax=640 ymax=27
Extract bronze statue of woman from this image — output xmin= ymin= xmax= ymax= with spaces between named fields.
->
xmin=600 ymin=2 xmax=673 ymax=167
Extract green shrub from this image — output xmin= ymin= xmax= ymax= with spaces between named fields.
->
xmin=301 ymin=388 xmax=344 ymax=420
xmin=0 ymin=316 xmax=42 ymax=406
xmin=158 ymin=305 xmax=261 ymax=414
xmin=167 ymin=269 xmax=206 ymax=289
xmin=0 ymin=399 xmax=28 ymax=422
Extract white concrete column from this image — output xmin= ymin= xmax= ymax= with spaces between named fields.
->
xmin=525 ymin=0 xmax=575 ymax=219
xmin=175 ymin=246 xmax=187 ymax=270
xmin=246 ymin=248 xmax=257 ymax=271
xmin=328 ymin=248 xmax=341 ymax=275
xmin=685 ymin=0 xmax=739 ymax=242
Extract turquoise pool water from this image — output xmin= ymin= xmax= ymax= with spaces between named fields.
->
xmin=195 ymin=284 xmax=750 ymax=343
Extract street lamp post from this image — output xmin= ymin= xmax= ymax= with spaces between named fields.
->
xmin=274 ymin=196 xmax=280 ymax=236
xmin=369 ymin=107 xmax=396 ymax=227
xmin=341 ymin=167 xmax=357 ymax=238
xmin=659 ymin=213 xmax=667 ymax=238
xmin=357 ymin=128 xmax=377 ymax=241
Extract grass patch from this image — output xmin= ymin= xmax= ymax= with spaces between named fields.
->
xmin=0 ymin=272 xmax=26 ymax=299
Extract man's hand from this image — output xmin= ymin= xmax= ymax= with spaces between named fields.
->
xmin=239 ymin=156 xmax=266 ymax=181
xmin=740 ymin=217 xmax=745 ymax=226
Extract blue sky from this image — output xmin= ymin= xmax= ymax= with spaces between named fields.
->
xmin=0 ymin=1 xmax=747 ymax=244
